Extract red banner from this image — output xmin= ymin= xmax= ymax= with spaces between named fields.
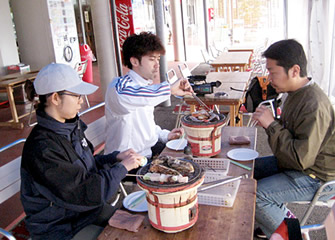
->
xmin=115 ymin=0 xmax=135 ymax=51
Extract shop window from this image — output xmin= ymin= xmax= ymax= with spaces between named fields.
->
xmin=208 ymin=0 xmax=285 ymax=47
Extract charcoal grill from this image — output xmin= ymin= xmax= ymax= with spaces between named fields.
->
xmin=137 ymin=158 xmax=204 ymax=191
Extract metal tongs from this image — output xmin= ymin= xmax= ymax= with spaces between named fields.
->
xmin=198 ymin=173 xmax=248 ymax=192
xmin=190 ymin=93 xmax=221 ymax=122
xmin=191 ymin=92 xmax=213 ymax=113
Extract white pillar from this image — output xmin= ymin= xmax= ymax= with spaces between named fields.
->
xmin=170 ymin=0 xmax=185 ymax=61
xmin=91 ymin=0 xmax=118 ymax=99
xmin=203 ymin=0 xmax=209 ymax=52
xmin=154 ymin=0 xmax=170 ymax=107
xmin=0 ymin=1 xmax=20 ymax=76
xmin=78 ymin=0 xmax=87 ymax=45
xmin=153 ymin=0 xmax=167 ymax=82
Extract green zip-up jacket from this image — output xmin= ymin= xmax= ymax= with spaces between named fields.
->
xmin=265 ymin=82 xmax=335 ymax=182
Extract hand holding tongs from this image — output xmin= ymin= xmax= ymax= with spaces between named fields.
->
xmin=198 ymin=173 xmax=248 ymax=192
xmin=248 ymin=99 xmax=276 ymax=127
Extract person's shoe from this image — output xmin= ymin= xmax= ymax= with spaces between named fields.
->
xmin=254 ymin=227 xmax=268 ymax=239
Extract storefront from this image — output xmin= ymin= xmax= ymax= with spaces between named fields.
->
xmin=72 ymin=0 xmax=285 ymax=62
xmin=207 ymin=0 xmax=285 ymax=48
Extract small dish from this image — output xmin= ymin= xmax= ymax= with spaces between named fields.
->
xmin=123 ymin=191 xmax=148 ymax=212
xmin=227 ymin=148 xmax=259 ymax=161
xmin=166 ymin=139 xmax=187 ymax=151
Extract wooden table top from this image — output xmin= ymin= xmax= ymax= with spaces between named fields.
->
xmin=206 ymin=71 xmax=252 ymax=83
xmin=184 ymin=71 xmax=250 ymax=105
xmin=162 ymin=126 xmax=257 ymax=177
xmin=227 ymin=45 xmax=255 ymax=53
xmin=98 ymin=127 xmax=257 ymax=240
xmin=211 ymin=52 xmax=251 ymax=66
xmin=185 ymin=82 xmax=246 ymax=105
xmin=0 ymin=71 xmax=38 ymax=87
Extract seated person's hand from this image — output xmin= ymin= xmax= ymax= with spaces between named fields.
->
xmin=252 ymin=105 xmax=275 ymax=129
xmin=117 ymin=149 xmax=137 ymax=161
xmin=170 ymin=79 xmax=193 ymax=96
xmin=168 ymin=128 xmax=184 ymax=141
xmin=118 ymin=149 xmax=142 ymax=171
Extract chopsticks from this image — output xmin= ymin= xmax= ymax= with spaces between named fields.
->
xmin=174 ymin=132 xmax=186 ymax=150
xmin=128 ymin=192 xmax=146 ymax=209
xmin=248 ymin=119 xmax=258 ymax=127
xmin=248 ymin=99 xmax=276 ymax=127
xmin=230 ymin=160 xmax=252 ymax=171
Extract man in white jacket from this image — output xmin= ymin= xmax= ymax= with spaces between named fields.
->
xmin=105 ymin=32 xmax=192 ymax=159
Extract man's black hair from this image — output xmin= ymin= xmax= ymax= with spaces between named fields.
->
xmin=122 ymin=32 xmax=165 ymax=69
xmin=263 ymin=39 xmax=307 ymax=77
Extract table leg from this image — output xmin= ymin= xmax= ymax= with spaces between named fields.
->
xmin=229 ymin=105 xmax=236 ymax=127
xmin=0 ymin=86 xmax=24 ymax=129
xmin=6 ymin=86 xmax=19 ymax=123
xmin=229 ymin=104 xmax=244 ymax=127
xmin=237 ymin=111 xmax=243 ymax=126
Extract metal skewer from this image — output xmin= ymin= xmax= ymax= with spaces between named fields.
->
xmin=126 ymin=174 xmax=144 ymax=177
xmin=198 ymin=174 xmax=248 ymax=192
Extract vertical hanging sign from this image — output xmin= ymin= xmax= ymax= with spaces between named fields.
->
xmin=208 ymin=8 xmax=214 ymax=22
xmin=115 ymin=0 xmax=135 ymax=52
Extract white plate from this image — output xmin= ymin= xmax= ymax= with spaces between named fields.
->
xmin=166 ymin=138 xmax=187 ymax=151
xmin=227 ymin=148 xmax=259 ymax=161
xmin=123 ymin=191 xmax=148 ymax=212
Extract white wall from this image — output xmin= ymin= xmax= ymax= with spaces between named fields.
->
xmin=0 ymin=0 xmax=20 ymax=76
xmin=11 ymin=0 xmax=54 ymax=70
xmin=287 ymin=0 xmax=335 ymax=103
xmin=10 ymin=0 xmax=80 ymax=70
xmin=287 ymin=0 xmax=310 ymax=51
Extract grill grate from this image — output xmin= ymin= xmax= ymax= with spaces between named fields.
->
xmin=137 ymin=158 xmax=204 ymax=189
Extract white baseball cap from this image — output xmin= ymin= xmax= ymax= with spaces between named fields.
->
xmin=34 ymin=63 xmax=98 ymax=95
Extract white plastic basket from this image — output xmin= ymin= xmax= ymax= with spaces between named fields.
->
xmin=198 ymin=176 xmax=240 ymax=207
xmin=192 ymin=158 xmax=240 ymax=207
xmin=192 ymin=158 xmax=230 ymax=182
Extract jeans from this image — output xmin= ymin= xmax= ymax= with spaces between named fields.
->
xmin=254 ymin=156 xmax=334 ymax=238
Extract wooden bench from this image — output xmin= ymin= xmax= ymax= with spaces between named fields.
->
xmin=78 ymin=102 xmax=106 ymax=155
xmin=0 ymin=102 xmax=119 ymax=238
xmin=0 ymin=138 xmax=27 ymax=233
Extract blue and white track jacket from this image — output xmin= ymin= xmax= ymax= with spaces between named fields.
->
xmin=105 ymin=70 xmax=171 ymax=158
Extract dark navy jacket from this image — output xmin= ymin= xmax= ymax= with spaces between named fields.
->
xmin=20 ymin=110 xmax=127 ymax=240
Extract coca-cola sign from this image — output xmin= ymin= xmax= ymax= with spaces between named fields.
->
xmin=115 ymin=0 xmax=135 ymax=51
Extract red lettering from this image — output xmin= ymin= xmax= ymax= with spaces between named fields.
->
xmin=115 ymin=0 xmax=134 ymax=49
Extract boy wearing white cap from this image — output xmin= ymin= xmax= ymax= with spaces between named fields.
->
xmin=21 ymin=63 xmax=142 ymax=240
